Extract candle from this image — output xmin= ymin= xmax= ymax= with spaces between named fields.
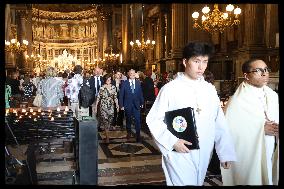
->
xmin=48 ymin=109 xmax=51 ymax=113
xmin=5 ymin=109 xmax=9 ymax=116
xmin=13 ymin=109 xmax=17 ymax=114
xmin=28 ymin=115 xmax=32 ymax=118
xmin=33 ymin=112 xmax=36 ymax=116
xmin=50 ymin=117 xmax=54 ymax=121
xmin=65 ymin=106 xmax=69 ymax=112
xmin=48 ymin=114 xmax=52 ymax=117
xmin=41 ymin=112 xmax=45 ymax=115
xmin=63 ymin=111 xmax=67 ymax=115
xmin=22 ymin=109 xmax=26 ymax=113
xmin=34 ymin=118 xmax=37 ymax=122
xmin=25 ymin=112 xmax=28 ymax=115
xmin=57 ymin=107 xmax=61 ymax=112
xmin=19 ymin=115 xmax=22 ymax=119
xmin=38 ymin=108 xmax=42 ymax=112
xmin=58 ymin=114 xmax=61 ymax=117
xmin=30 ymin=108 xmax=33 ymax=113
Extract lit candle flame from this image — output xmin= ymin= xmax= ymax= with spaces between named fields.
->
xmin=65 ymin=106 xmax=69 ymax=111
xmin=58 ymin=114 xmax=61 ymax=117
xmin=30 ymin=108 xmax=33 ymax=112
xmin=50 ymin=117 xmax=54 ymax=121
xmin=34 ymin=118 xmax=37 ymax=121
xmin=63 ymin=111 xmax=67 ymax=115
xmin=22 ymin=109 xmax=26 ymax=113
xmin=57 ymin=107 xmax=61 ymax=112
xmin=38 ymin=108 xmax=42 ymax=112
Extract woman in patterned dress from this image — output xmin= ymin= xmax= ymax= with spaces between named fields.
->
xmin=94 ymin=73 xmax=119 ymax=143
xmin=21 ymin=75 xmax=36 ymax=106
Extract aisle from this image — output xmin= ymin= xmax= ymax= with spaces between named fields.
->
xmin=97 ymin=125 xmax=222 ymax=186
xmin=6 ymin=124 xmax=223 ymax=185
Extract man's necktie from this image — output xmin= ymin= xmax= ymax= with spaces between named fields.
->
xmin=96 ymin=77 xmax=100 ymax=93
xmin=131 ymin=80 xmax=134 ymax=93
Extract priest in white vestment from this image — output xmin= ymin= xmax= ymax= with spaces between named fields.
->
xmin=221 ymin=59 xmax=279 ymax=185
xmin=146 ymin=42 xmax=237 ymax=186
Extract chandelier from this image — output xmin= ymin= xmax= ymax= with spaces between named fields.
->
xmin=5 ymin=39 xmax=29 ymax=53
xmin=52 ymin=49 xmax=79 ymax=72
xmin=192 ymin=4 xmax=241 ymax=34
xmin=26 ymin=54 xmax=41 ymax=62
xmin=104 ymin=45 xmax=119 ymax=61
xmin=130 ymin=4 xmax=155 ymax=52
xmin=130 ymin=27 xmax=155 ymax=52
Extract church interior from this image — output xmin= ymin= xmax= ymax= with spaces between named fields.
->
xmin=5 ymin=4 xmax=279 ymax=185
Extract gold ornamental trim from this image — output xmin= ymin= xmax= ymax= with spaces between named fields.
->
xmin=32 ymin=8 xmax=98 ymax=20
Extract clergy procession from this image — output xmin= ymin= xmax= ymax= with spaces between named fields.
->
xmin=147 ymin=42 xmax=279 ymax=186
xmin=5 ymin=41 xmax=279 ymax=186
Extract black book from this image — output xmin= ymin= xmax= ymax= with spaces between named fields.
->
xmin=165 ymin=107 xmax=199 ymax=150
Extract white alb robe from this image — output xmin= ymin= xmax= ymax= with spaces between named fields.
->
xmin=221 ymin=81 xmax=279 ymax=185
xmin=146 ymin=72 xmax=237 ymax=186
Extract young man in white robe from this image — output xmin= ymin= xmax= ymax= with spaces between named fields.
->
xmin=146 ymin=42 xmax=237 ymax=186
xmin=221 ymin=59 xmax=279 ymax=185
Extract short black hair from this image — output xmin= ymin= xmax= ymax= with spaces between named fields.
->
xmin=73 ymin=65 xmax=83 ymax=74
xmin=182 ymin=41 xmax=215 ymax=60
xmin=242 ymin=59 xmax=261 ymax=73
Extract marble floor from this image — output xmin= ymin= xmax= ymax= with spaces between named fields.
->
xmin=6 ymin=119 xmax=222 ymax=186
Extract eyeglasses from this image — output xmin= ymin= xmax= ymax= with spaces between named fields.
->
xmin=247 ymin=67 xmax=271 ymax=76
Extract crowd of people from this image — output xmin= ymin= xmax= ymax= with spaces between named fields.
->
xmin=5 ymin=41 xmax=279 ymax=186
xmin=5 ymin=64 xmax=177 ymax=143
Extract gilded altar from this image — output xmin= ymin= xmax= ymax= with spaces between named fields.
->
xmin=31 ymin=5 xmax=99 ymax=72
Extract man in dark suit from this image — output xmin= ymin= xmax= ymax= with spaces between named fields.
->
xmin=119 ymin=69 xmax=144 ymax=143
xmin=89 ymin=67 xmax=104 ymax=121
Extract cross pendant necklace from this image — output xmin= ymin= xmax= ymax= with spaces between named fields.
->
xmin=194 ymin=79 xmax=202 ymax=115
xmin=196 ymin=107 xmax=202 ymax=115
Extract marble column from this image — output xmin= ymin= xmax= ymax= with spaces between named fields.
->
xmin=16 ymin=9 xmax=28 ymax=73
xmin=97 ymin=16 xmax=104 ymax=64
xmin=5 ymin=4 xmax=14 ymax=69
xmin=158 ymin=11 xmax=165 ymax=60
xmin=102 ymin=16 xmax=109 ymax=60
xmin=236 ymin=4 xmax=267 ymax=78
xmin=171 ymin=4 xmax=188 ymax=59
xmin=130 ymin=4 xmax=141 ymax=62
xmin=121 ymin=4 xmax=130 ymax=64
xmin=5 ymin=4 xmax=11 ymax=40
xmin=26 ymin=7 xmax=33 ymax=72
xmin=243 ymin=4 xmax=266 ymax=46
xmin=165 ymin=12 xmax=171 ymax=58
xmin=171 ymin=4 xmax=188 ymax=71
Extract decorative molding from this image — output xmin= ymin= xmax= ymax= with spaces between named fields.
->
xmin=32 ymin=8 xmax=98 ymax=20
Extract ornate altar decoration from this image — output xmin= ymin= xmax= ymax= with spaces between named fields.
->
xmin=51 ymin=49 xmax=79 ymax=72
xmin=30 ymin=5 xmax=99 ymax=72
